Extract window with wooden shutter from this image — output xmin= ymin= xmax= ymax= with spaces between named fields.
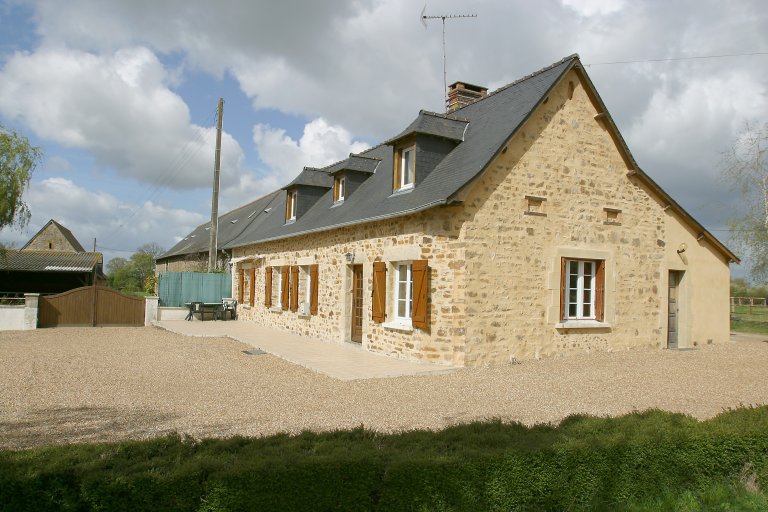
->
xmin=372 ymin=261 xmax=387 ymax=323
xmin=281 ymin=266 xmax=289 ymax=310
xmin=238 ymin=269 xmax=244 ymax=303
xmin=310 ymin=264 xmax=319 ymax=315
xmin=290 ymin=265 xmax=299 ymax=312
xmin=264 ymin=267 xmax=272 ymax=308
xmin=411 ymin=260 xmax=429 ymax=330
xmin=561 ymin=258 xmax=605 ymax=321
xmin=249 ymin=268 xmax=255 ymax=305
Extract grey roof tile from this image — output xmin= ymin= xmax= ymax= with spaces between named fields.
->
xmin=160 ymin=55 xmax=578 ymax=254
xmin=1 ymin=251 xmax=101 ymax=272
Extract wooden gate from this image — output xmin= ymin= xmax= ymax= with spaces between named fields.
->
xmin=38 ymin=286 xmax=145 ymax=327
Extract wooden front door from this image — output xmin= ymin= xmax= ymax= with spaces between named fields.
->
xmin=351 ymin=265 xmax=363 ymax=343
xmin=667 ymin=271 xmax=681 ymax=349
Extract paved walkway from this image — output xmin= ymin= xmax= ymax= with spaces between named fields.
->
xmin=153 ymin=320 xmax=455 ymax=381
xmin=731 ymin=331 xmax=768 ymax=343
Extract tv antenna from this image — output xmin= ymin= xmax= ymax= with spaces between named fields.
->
xmin=420 ymin=5 xmax=477 ymax=111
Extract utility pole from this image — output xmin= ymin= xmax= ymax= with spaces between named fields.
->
xmin=208 ymin=97 xmax=224 ymax=272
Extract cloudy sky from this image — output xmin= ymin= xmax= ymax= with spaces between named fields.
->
xmin=0 ymin=0 xmax=766 ymax=275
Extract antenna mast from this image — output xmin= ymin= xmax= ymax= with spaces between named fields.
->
xmin=208 ymin=97 xmax=224 ymax=272
xmin=421 ymin=6 xmax=477 ymax=111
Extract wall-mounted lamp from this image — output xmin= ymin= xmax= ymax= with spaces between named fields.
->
xmin=677 ymin=243 xmax=687 ymax=254
xmin=345 ymin=252 xmax=354 ymax=263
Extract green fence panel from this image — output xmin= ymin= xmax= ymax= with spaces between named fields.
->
xmin=158 ymin=272 xmax=232 ymax=307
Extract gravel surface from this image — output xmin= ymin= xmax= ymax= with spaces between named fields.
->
xmin=1 ymin=327 xmax=767 ymax=450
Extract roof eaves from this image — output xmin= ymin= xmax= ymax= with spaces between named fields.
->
xmin=224 ymin=199 xmax=447 ymax=250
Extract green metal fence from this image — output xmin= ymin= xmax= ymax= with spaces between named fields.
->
xmin=158 ymin=272 xmax=232 ymax=307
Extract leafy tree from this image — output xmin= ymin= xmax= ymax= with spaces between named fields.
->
xmin=722 ymin=122 xmax=768 ymax=282
xmin=1 ymin=125 xmax=42 ymax=231
xmin=106 ymin=244 xmax=164 ymax=294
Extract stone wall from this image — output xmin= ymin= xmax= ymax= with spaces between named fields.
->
xmin=232 ymin=208 xmax=468 ymax=366
xmin=456 ymin=69 xmax=667 ymax=364
xmin=23 ymin=224 xmax=79 ymax=252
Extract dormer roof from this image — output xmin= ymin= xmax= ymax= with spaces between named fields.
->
xmin=385 ymin=110 xmax=469 ymax=145
xmin=325 ymin=154 xmax=381 ymax=175
xmin=281 ymin=167 xmax=333 ymax=190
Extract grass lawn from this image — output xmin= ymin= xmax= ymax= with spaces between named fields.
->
xmin=731 ymin=305 xmax=768 ymax=334
xmin=1 ymin=407 xmax=767 ymax=511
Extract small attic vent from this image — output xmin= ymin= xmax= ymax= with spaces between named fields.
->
xmin=190 ymin=235 xmax=196 ymax=238
xmin=247 ymin=210 xmax=257 ymax=218
xmin=264 ymin=207 xmax=272 ymax=213
xmin=447 ymin=81 xmax=488 ymax=112
xmin=231 ymin=219 xmax=238 ymax=224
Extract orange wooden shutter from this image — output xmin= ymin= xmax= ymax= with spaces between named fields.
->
xmin=372 ymin=261 xmax=387 ymax=323
xmin=281 ymin=266 xmax=289 ymax=310
xmin=238 ymin=269 xmax=244 ymax=303
xmin=559 ymin=257 xmax=566 ymax=321
xmin=249 ymin=267 xmax=255 ymax=305
xmin=290 ymin=265 xmax=299 ymax=312
xmin=595 ymin=260 xmax=605 ymax=321
xmin=265 ymin=267 xmax=272 ymax=308
xmin=310 ymin=264 xmax=319 ymax=315
xmin=411 ymin=260 xmax=429 ymax=330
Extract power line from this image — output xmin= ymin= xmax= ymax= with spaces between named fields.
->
xmin=585 ymin=51 xmax=768 ymax=67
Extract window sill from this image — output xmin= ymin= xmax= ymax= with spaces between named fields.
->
xmin=556 ymin=320 xmax=612 ymax=330
xmin=269 ymin=307 xmax=283 ymax=313
xmin=382 ymin=320 xmax=414 ymax=333
xmin=524 ymin=211 xmax=547 ymax=217
xmin=331 ymin=200 xmax=344 ymax=208
xmin=298 ymin=314 xmax=311 ymax=319
xmin=285 ymin=219 xmax=296 ymax=225
xmin=389 ymin=185 xmax=414 ymax=197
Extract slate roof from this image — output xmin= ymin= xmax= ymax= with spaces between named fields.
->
xmin=282 ymin=167 xmax=333 ymax=189
xmin=385 ymin=110 xmax=469 ymax=144
xmin=20 ymin=219 xmax=86 ymax=252
xmin=160 ymin=190 xmax=282 ymax=259
xmin=325 ymin=154 xmax=381 ymax=175
xmin=1 ymin=251 xmax=101 ymax=272
xmin=159 ymin=53 xmax=738 ymax=263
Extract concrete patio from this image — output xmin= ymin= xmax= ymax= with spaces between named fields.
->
xmin=153 ymin=319 xmax=455 ymax=380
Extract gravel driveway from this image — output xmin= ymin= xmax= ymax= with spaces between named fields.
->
xmin=1 ymin=327 xmax=767 ymax=450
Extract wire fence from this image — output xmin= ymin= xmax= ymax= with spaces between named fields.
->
xmin=730 ymin=297 xmax=768 ymax=316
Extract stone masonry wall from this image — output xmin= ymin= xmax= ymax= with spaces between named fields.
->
xmin=457 ymin=69 xmax=666 ymax=365
xmin=23 ymin=224 xmax=80 ymax=252
xmin=233 ymin=209 xmax=468 ymax=366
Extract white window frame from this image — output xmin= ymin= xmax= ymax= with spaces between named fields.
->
xmin=394 ymin=262 xmax=413 ymax=322
xmin=273 ymin=267 xmax=282 ymax=308
xmin=564 ymin=259 xmax=596 ymax=320
xmin=400 ymin=147 xmax=415 ymax=189
xmin=336 ymin=175 xmax=346 ymax=202
xmin=288 ymin=190 xmax=297 ymax=221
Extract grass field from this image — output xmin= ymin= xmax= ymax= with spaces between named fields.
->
xmin=1 ymin=407 xmax=767 ymax=511
xmin=731 ymin=304 xmax=768 ymax=334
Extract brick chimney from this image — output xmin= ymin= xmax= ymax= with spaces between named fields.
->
xmin=446 ymin=81 xmax=488 ymax=112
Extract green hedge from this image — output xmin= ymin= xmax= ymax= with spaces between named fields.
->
xmin=1 ymin=407 xmax=767 ymax=511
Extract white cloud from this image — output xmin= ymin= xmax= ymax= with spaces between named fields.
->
xmin=0 ymin=46 xmax=245 ymax=189
xmin=628 ymin=73 xmax=768 ymax=175
xmin=561 ymin=0 xmax=626 ymax=17
xmin=1 ymin=177 xmax=207 ymax=262
xmin=252 ymin=118 xmax=369 ymax=181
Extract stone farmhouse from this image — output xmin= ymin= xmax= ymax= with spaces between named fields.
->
xmin=157 ymin=54 xmax=738 ymax=366
xmin=1 ymin=219 xmax=105 ymax=295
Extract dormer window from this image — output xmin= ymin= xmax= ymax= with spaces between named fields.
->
xmin=286 ymin=189 xmax=297 ymax=222
xmin=333 ymin=175 xmax=346 ymax=203
xmin=394 ymin=145 xmax=415 ymax=192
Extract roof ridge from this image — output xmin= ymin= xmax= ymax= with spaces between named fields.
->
xmin=418 ymin=109 xmax=469 ymax=123
xmin=448 ymin=53 xmax=580 ymax=114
